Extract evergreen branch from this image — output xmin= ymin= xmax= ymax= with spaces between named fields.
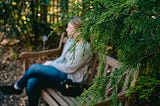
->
xmin=105 ymin=70 xmax=129 ymax=93
xmin=139 ymin=52 xmax=154 ymax=61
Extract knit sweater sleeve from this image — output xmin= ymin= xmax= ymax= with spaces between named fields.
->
xmin=51 ymin=42 xmax=92 ymax=74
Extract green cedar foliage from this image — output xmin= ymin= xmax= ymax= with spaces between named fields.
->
xmin=69 ymin=0 xmax=160 ymax=105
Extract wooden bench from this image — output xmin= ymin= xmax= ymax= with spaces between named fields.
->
xmin=19 ymin=32 xmax=138 ymax=106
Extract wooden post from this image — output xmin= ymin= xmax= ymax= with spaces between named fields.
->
xmin=23 ymin=58 xmax=29 ymax=72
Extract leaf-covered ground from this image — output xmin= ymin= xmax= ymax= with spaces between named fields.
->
xmin=0 ymin=39 xmax=49 ymax=106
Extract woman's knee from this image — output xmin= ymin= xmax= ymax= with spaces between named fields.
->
xmin=29 ymin=64 xmax=41 ymax=70
xmin=27 ymin=64 xmax=42 ymax=75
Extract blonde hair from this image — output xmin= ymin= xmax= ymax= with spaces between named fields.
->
xmin=69 ymin=17 xmax=81 ymax=28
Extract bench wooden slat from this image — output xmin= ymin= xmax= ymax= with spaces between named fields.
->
xmin=43 ymin=88 xmax=80 ymax=106
xmin=122 ymin=72 xmax=131 ymax=91
xmin=106 ymin=56 xmax=120 ymax=69
xmin=41 ymin=90 xmax=59 ymax=106
xmin=46 ymin=88 xmax=70 ymax=106
xmin=55 ymin=90 xmax=77 ymax=105
xmin=130 ymin=71 xmax=139 ymax=87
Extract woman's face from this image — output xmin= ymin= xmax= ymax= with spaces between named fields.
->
xmin=66 ymin=23 xmax=76 ymax=38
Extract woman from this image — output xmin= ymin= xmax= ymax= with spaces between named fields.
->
xmin=0 ymin=17 xmax=92 ymax=106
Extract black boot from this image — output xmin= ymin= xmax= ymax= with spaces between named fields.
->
xmin=0 ymin=83 xmax=23 ymax=95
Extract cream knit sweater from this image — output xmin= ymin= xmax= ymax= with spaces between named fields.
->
xmin=43 ymin=38 xmax=92 ymax=83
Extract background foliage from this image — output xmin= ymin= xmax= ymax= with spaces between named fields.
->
xmin=0 ymin=0 xmax=61 ymax=49
xmin=69 ymin=0 xmax=160 ymax=105
xmin=0 ymin=0 xmax=32 ymax=45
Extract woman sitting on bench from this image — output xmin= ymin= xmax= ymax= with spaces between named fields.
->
xmin=0 ymin=17 xmax=92 ymax=106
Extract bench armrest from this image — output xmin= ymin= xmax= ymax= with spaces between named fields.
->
xmin=19 ymin=48 xmax=62 ymax=71
xmin=19 ymin=32 xmax=66 ymax=59
xmin=19 ymin=48 xmax=62 ymax=59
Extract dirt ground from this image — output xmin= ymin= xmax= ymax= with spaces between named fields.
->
xmin=0 ymin=42 xmax=49 ymax=106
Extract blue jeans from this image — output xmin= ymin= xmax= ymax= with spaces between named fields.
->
xmin=17 ymin=64 xmax=68 ymax=106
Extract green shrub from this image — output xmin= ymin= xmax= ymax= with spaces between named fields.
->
xmin=69 ymin=0 xmax=160 ymax=105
